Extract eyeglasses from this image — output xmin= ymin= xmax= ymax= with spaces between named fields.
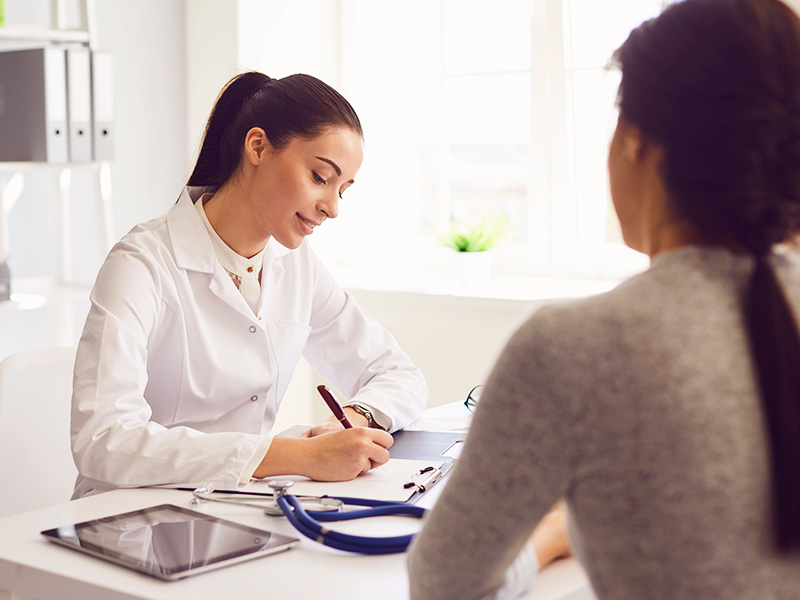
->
xmin=464 ymin=384 xmax=483 ymax=413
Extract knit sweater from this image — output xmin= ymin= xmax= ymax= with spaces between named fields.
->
xmin=408 ymin=246 xmax=800 ymax=600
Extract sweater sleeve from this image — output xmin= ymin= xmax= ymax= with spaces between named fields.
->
xmin=407 ymin=311 xmax=573 ymax=600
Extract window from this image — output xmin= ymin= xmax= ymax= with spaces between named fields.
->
xmin=248 ymin=0 xmax=674 ymax=280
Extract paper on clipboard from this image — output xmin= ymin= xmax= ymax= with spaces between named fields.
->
xmin=244 ymin=458 xmax=444 ymax=503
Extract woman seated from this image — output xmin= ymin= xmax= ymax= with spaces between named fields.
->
xmin=71 ymin=72 xmax=428 ymax=497
xmin=408 ymin=0 xmax=800 ymax=597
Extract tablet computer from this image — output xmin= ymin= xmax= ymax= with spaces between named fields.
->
xmin=41 ymin=504 xmax=299 ymax=581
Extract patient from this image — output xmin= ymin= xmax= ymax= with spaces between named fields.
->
xmin=408 ymin=0 xmax=800 ymax=598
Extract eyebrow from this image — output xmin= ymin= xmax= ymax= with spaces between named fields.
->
xmin=315 ymin=156 xmax=354 ymax=183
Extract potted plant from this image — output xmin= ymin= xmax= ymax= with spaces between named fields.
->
xmin=441 ymin=216 xmax=509 ymax=285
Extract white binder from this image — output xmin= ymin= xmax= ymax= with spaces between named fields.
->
xmin=0 ymin=48 xmax=69 ymax=163
xmin=91 ymin=51 xmax=114 ymax=161
xmin=66 ymin=47 xmax=93 ymax=162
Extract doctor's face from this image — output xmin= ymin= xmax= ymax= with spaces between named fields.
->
xmin=251 ymin=126 xmax=364 ymax=249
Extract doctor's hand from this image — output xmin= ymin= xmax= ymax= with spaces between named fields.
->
xmin=254 ymin=427 xmax=394 ymax=482
xmin=301 ymin=406 xmax=371 ymax=437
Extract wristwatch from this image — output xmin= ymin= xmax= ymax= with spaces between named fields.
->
xmin=346 ymin=403 xmax=385 ymax=430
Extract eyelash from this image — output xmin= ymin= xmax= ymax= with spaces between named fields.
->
xmin=313 ymin=171 xmax=345 ymax=199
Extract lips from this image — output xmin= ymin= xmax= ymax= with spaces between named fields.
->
xmin=297 ymin=213 xmax=319 ymax=234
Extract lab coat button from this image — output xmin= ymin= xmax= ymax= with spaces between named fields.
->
xmin=249 ymin=325 xmax=257 ymax=333
xmin=250 ymin=395 xmax=258 ymax=402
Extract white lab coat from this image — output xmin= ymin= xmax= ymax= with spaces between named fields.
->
xmin=71 ymin=187 xmax=428 ymax=497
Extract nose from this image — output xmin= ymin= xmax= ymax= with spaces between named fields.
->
xmin=318 ymin=192 xmax=339 ymax=220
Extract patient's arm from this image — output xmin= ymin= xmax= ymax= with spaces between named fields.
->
xmin=531 ymin=501 xmax=573 ymax=570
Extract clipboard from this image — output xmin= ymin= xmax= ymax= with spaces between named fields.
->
xmin=389 ymin=430 xmax=465 ymax=461
xmin=263 ymin=426 xmax=467 ymax=502
xmin=276 ymin=426 xmax=466 ymax=462
xmin=387 ymin=430 xmax=465 ymax=502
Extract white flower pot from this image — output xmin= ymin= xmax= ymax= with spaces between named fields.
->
xmin=457 ymin=250 xmax=493 ymax=286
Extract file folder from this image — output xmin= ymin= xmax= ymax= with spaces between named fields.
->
xmin=66 ymin=47 xmax=93 ymax=162
xmin=91 ymin=51 xmax=114 ymax=161
xmin=0 ymin=48 xmax=69 ymax=163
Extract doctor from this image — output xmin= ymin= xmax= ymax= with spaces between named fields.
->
xmin=71 ymin=72 xmax=428 ymax=498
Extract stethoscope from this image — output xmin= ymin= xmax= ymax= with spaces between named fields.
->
xmin=191 ymin=480 xmax=427 ymax=554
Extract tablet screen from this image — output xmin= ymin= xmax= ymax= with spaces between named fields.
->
xmin=41 ymin=504 xmax=299 ymax=580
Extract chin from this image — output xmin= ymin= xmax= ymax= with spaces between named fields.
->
xmin=278 ymin=235 xmax=304 ymax=250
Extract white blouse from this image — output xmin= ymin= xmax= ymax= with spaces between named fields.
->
xmin=194 ymin=194 xmax=263 ymax=315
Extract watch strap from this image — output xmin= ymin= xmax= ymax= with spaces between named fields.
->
xmin=346 ymin=403 xmax=386 ymax=430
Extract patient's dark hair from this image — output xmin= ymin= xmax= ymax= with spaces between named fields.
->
xmin=187 ymin=72 xmax=362 ymax=189
xmin=614 ymin=0 xmax=800 ymax=551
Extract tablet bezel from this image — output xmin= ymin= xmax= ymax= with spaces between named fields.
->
xmin=41 ymin=503 xmax=299 ymax=581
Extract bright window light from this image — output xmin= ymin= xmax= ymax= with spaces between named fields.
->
xmin=248 ymin=0 xmax=675 ymax=281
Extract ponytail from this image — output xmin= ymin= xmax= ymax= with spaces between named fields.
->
xmin=188 ymin=72 xmax=270 ymax=189
xmin=746 ymin=253 xmax=800 ymax=551
xmin=187 ymin=72 xmax=363 ymax=190
xmin=613 ymin=0 xmax=800 ymax=552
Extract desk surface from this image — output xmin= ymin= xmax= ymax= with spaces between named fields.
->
xmin=0 ymin=406 xmax=596 ymax=600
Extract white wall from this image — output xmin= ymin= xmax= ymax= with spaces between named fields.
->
xmin=92 ymin=0 xmax=189 ymax=240
xmin=184 ymin=0 xmax=238 ymax=161
xmin=272 ymin=290 xmax=540 ymax=431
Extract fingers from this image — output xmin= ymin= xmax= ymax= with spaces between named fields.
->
xmin=369 ymin=428 xmax=394 ymax=449
xmin=303 ymin=427 xmax=395 ymax=481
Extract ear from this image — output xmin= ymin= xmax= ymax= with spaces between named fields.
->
xmin=617 ymin=117 xmax=645 ymax=162
xmin=243 ymin=127 xmax=270 ymax=166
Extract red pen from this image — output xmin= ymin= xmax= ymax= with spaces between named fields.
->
xmin=317 ymin=385 xmax=353 ymax=428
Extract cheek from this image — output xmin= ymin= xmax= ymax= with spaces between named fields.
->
xmin=608 ymin=149 xmax=640 ymax=247
xmin=264 ymin=172 xmax=305 ymax=214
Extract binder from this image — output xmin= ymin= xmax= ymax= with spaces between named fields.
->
xmin=66 ymin=47 xmax=93 ymax=162
xmin=0 ymin=48 xmax=69 ymax=163
xmin=91 ymin=51 xmax=114 ymax=161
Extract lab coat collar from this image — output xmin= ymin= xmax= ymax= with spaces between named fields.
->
xmin=168 ymin=186 xmax=293 ymax=274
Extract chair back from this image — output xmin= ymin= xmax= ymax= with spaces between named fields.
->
xmin=0 ymin=346 xmax=78 ymax=518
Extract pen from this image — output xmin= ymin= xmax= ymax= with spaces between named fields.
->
xmin=403 ymin=466 xmax=438 ymax=489
xmin=317 ymin=385 xmax=353 ymax=429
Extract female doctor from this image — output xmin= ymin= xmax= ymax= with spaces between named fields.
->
xmin=71 ymin=72 xmax=428 ymax=497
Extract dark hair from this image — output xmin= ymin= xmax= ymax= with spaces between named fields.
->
xmin=613 ymin=0 xmax=800 ymax=551
xmin=187 ymin=72 xmax=363 ymax=189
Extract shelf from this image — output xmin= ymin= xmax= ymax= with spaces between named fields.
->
xmin=0 ymin=162 xmax=105 ymax=170
xmin=0 ymin=26 xmax=89 ymax=44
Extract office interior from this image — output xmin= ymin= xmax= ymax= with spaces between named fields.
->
xmin=5 ymin=1 xmax=799 ymax=598
xmin=6 ymin=0 xmax=799 ymax=464
xmin=0 ymin=0 xmax=658 ymax=428
xmin=7 ymin=0 xmax=799 ymax=415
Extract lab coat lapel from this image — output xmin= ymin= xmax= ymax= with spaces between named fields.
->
xmin=168 ymin=187 xmax=260 ymax=324
xmin=257 ymin=238 xmax=290 ymax=318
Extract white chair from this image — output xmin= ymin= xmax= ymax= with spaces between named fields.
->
xmin=0 ymin=346 xmax=78 ymax=518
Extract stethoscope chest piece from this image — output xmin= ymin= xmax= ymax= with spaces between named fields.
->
xmin=267 ymin=479 xmax=294 ymax=498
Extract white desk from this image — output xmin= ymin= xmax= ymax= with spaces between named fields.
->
xmin=0 ymin=406 xmax=596 ymax=600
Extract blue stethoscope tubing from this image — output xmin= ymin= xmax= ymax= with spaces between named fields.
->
xmin=276 ymin=494 xmax=427 ymax=555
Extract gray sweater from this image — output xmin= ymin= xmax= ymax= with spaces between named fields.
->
xmin=408 ymin=246 xmax=800 ymax=600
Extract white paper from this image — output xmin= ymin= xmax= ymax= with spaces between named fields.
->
xmin=245 ymin=458 xmax=444 ymax=503
xmin=402 ymin=415 xmax=473 ymax=432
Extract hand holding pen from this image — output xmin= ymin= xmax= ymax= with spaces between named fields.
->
xmin=288 ymin=385 xmax=393 ymax=479
xmin=317 ymin=385 xmax=353 ymax=429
